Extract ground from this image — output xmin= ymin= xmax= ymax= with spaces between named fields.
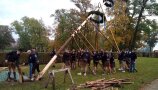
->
xmin=0 ymin=57 xmax=158 ymax=90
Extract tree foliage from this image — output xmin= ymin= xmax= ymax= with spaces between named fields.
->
xmin=0 ymin=25 xmax=15 ymax=50
xmin=52 ymin=0 xmax=158 ymax=51
xmin=11 ymin=16 xmax=49 ymax=51
xmin=52 ymin=0 xmax=96 ymax=50
xmin=129 ymin=0 xmax=158 ymax=50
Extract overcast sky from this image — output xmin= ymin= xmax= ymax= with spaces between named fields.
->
xmin=0 ymin=0 xmax=157 ymax=50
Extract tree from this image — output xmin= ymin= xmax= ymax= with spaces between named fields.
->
xmin=0 ymin=25 xmax=15 ymax=51
xmin=11 ymin=16 xmax=49 ymax=52
xmin=140 ymin=19 xmax=158 ymax=53
xmin=129 ymin=0 xmax=158 ymax=50
xmin=52 ymin=0 xmax=95 ymax=50
xmin=104 ymin=0 xmax=132 ymax=51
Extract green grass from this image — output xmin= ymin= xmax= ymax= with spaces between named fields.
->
xmin=0 ymin=57 xmax=158 ymax=90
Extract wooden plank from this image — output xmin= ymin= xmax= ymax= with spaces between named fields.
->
xmin=52 ymin=68 xmax=69 ymax=73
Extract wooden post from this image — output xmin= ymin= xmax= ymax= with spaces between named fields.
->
xmin=68 ymin=69 xmax=74 ymax=84
xmin=52 ymin=72 xmax=55 ymax=90
xmin=45 ymin=68 xmax=74 ymax=89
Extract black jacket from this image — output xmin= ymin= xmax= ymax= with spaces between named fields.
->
xmin=82 ymin=52 xmax=91 ymax=60
xmin=6 ymin=51 xmax=20 ymax=62
xmin=28 ymin=53 xmax=37 ymax=63
xmin=130 ymin=52 xmax=137 ymax=61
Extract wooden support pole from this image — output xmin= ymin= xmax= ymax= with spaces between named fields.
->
xmin=68 ymin=69 xmax=74 ymax=84
xmin=52 ymin=72 xmax=55 ymax=90
xmin=36 ymin=10 xmax=97 ymax=80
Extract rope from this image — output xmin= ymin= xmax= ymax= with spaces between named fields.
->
xmin=78 ymin=30 xmax=96 ymax=51
xmin=88 ymin=20 xmax=117 ymax=50
xmin=75 ymin=33 xmax=93 ymax=54
xmin=99 ymin=3 xmax=121 ymax=52
xmin=72 ymin=36 xmax=81 ymax=49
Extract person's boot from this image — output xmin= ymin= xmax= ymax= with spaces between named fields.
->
xmin=13 ymin=72 xmax=17 ymax=82
xmin=7 ymin=72 xmax=11 ymax=81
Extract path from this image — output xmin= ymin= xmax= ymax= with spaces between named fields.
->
xmin=141 ymin=79 xmax=158 ymax=90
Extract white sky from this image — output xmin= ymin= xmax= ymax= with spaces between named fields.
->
xmin=0 ymin=0 xmax=158 ymax=50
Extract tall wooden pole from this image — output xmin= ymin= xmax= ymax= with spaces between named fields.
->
xmin=36 ymin=11 xmax=97 ymax=80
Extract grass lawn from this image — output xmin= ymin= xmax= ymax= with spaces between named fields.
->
xmin=0 ymin=57 xmax=158 ymax=90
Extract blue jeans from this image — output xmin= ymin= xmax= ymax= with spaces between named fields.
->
xmin=130 ymin=61 xmax=135 ymax=72
xmin=29 ymin=63 xmax=33 ymax=78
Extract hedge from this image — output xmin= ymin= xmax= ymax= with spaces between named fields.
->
xmin=0 ymin=52 xmax=62 ymax=67
xmin=0 ymin=52 xmax=157 ymax=67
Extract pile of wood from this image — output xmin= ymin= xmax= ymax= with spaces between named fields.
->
xmin=75 ymin=78 xmax=133 ymax=90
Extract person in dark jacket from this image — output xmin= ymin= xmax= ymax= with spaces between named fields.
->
xmin=82 ymin=50 xmax=91 ymax=76
xmin=27 ymin=50 xmax=33 ymax=79
xmin=62 ymin=49 xmax=70 ymax=68
xmin=27 ymin=50 xmax=37 ymax=80
xmin=50 ymin=49 xmax=56 ymax=58
xmin=70 ymin=49 xmax=76 ymax=69
xmin=124 ymin=50 xmax=131 ymax=70
xmin=31 ymin=48 xmax=40 ymax=81
xmin=76 ymin=49 xmax=82 ymax=67
xmin=92 ymin=51 xmax=100 ymax=75
xmin=130 ymin=51 xmax=137 ymax=72
xmin=5 ymin=49 xmax=22 ymax=82
xmin=120 ymin=51 xmax=126 ymax=72
xmin=118 ymin=51 xmax=123 ymax=71
xmin=109 ymin=52 xmax=116 ymax=73
xmin=102 ymin=51 xmax=111 ymax=74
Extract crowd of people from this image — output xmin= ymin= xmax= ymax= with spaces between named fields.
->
xmin=61 ymin=49 xmax=137 ymax=76
xmin=4 ymin=48 xmax=137 ymax=82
